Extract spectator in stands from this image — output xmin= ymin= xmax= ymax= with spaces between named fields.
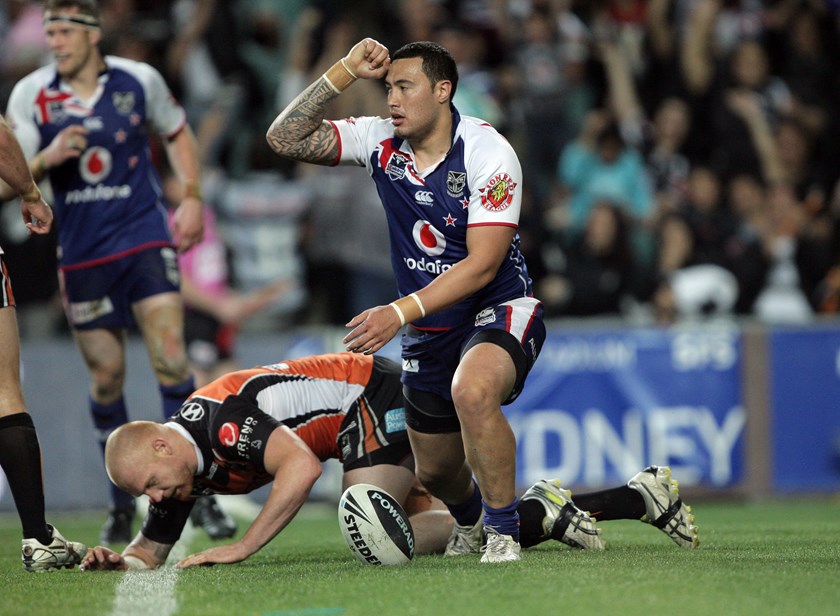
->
xmin=504 ymin=3 xmax=597 ymax=205
xmin=538 ymin=199 xmax=637 ymax=317
xmin=681 ymin=2 xmax=793 ymax=181
xmin=556 ymin=109 xmax=655 ymax=265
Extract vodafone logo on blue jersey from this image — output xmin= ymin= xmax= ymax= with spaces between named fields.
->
xmin=411 ymin=220 xmax=446 ymax=256
xmin=405 ymin=220 xmax=451 ymax=274
xmin=79 ymin=146 xmax=113 ymax=184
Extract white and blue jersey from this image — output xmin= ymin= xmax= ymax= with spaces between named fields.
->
xmin=332 ymin=107 xmax=533 ymax=331
xmin=333 ymin=108 xmax=544 ymax=415
xmin=6 ymin=56 xmax=186 ymax=270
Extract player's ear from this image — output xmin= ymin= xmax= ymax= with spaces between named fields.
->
xmin=435 ymin=80 xmax=452 ymax=105
xmin=152 ymin=437 xmax=172 ymax=456
xmin=88 ymin=28 xmax=102 ymax=47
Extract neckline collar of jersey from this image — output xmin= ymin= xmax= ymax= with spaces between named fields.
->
xmin=165 ymin=420 xmax=204 ymax=475
xmin=395 ymin=105 xmax=463 ymax=178
xmin=48 ymin=56 xmax=111 ymax=95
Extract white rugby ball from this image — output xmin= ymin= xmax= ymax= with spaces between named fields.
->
xmin=338 ymin=483 xmax=415 ymax=566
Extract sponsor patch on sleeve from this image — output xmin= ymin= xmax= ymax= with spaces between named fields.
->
xmin=479 ymin=172 xmax=517 ymax=212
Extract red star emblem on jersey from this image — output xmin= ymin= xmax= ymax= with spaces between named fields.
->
xmin=114 ymin=129 xmax=126 ymax=143
xmin=443 ymin=214 xmax=457 ymax=226
xmin=130 ymin=113 xmax=141 ymax=126
xmin=460 ymin=198 xmax=470 ymax=209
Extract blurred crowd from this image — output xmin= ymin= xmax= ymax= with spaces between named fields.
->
xmin=4 ymin=0 xmax=840 ymax=337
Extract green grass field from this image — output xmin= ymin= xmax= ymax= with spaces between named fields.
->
xmin=1 ymin=499 xmax=839 ymax=616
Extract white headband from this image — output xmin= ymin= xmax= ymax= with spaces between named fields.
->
xmin=43 ymin=11 xmax=101 ymax=30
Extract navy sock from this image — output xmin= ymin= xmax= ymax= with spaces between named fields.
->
xmin=90 ymin=396 xmax=133 ymax=510
xmin=444 ymin=478 xmax=483 ymax=527
xmin=159 ymin=375 xmax=195 ymax=420
xmin=483 ymin=497 xmax=520 ymax=542
xmin=0 ymin=413 xmax=51 ymax=543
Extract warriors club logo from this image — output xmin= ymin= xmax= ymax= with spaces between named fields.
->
xmin=446 ymin=171 xmax=466 ymax=197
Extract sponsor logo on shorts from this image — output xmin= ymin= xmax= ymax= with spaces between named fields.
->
xmin=161 ymin=247 xmax=180 ymax=286
xmin=475 ymin=307 xmax=496 ymax=327
xmin=69 ymin=296 xmax=114 ymax=324
xmin=402 ymin=358 xmax=419 ymax=372
xmin=384 ymin=408 xmax=407 ymax=433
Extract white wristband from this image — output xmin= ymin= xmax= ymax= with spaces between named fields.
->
xmin=390 ymin=302 xmax=406 ymax=326
xmin=408 ymin=293 xmax=426 ymax=318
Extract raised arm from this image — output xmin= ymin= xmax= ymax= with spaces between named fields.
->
xmin=681 ymin=0 xmax=721 ymax=96
xmin=265 ymin=37 xmax=390 ymax=165
xmin=175 ymin=426 xmax=322 ymax=568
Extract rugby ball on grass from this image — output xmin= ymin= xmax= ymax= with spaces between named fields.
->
xmin=338 ymin=484 xmax=414 ymax=566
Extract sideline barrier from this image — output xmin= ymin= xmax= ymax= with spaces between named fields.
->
xmin=3 ymin=320 xmax=839 ymax=510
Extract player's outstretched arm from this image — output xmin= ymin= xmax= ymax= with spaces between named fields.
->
xmin=79 ymin=533 xmax=173 ymax=571
xmin=265 ymin=37 xmax=389 ymax=165
xmin=176 ymin=426 xmax=322 ymax=569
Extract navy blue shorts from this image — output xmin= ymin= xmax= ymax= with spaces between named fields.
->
xmin=400 ymin=297 xmax=545 ymax=433
xmin=60 ymin=246 xmax=180 ymax=330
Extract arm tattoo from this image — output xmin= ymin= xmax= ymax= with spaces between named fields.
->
xmin=266 ymin=79 xmax=340 ymax=165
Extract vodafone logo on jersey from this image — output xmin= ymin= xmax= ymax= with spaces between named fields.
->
xmin=412 ymin=220 xmax=446 ymax=257
xmin=79 ymin=146 xmax=112 ymax=184
xmin=219 ymin=422 xmax=240 ymax=447
xmin=405 ymin=220 xmax=451 ymax=274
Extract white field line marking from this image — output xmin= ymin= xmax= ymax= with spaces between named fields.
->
xmin=108 ymin=503 xmax=197 ymax=616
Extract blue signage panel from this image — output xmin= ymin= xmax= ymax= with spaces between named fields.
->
xmin=769 ymin=328 xmax=840 ymax=492
xmin=506 ymin=325 xmax=745 ymax=489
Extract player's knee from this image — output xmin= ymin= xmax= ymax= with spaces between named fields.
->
xmin=149 ymin=332 xmax=189 ymax=381
xmin=414 ymin=467 xmax=451 ymax=495
xmin=89 ymin=366 xmax=125 ymax=399
xmin=451 ymin=378 xmax=497 ymax=421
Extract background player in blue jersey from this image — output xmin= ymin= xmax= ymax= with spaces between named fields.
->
xmin=0 ymin=113 xmax=86 ymax=571
xmin=0 ymin=0 xmax=233 ymax=545
xmin=266 ymin=39 xmax=545 ymax=562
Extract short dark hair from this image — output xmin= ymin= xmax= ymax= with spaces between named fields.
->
xmin=43 ymin=0 xmax=100 ymax=21
xmin=392 ymin=41 xmax=459 ymax=101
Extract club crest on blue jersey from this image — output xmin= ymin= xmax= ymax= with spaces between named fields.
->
xmin=112 ymin=91 xmax=136 ymax=115
xmin=384 ymin=150 xmax=412 ymax=181
xmin=446 ymin=171 xmax=466 ymax=197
